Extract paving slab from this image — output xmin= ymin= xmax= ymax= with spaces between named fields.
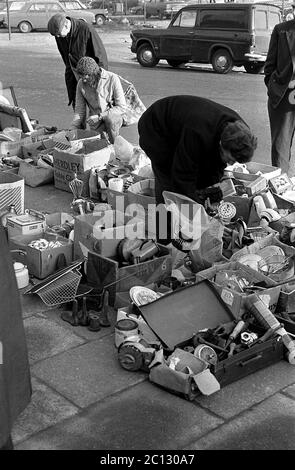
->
xmin=15 ymin=381 xmax=223 ymax=450
xmin=282 ymin=383 xmax=295 ymax=399
xmin=12 ymin=377 xmax=80 ymax=445
xmin=24 ymin=315 xmax=86 ymax=364
xmin=185 ymin=393 xmax=295 ymax=450
xmin=31 ymin=334 xmax=147 ymax=408
xmin=194 ymin=361 xmax=295 ymax=419
xmin=20 ymin=289 xmax=55 ymax=318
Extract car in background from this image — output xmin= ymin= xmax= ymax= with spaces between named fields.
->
xmin=59 ymin=0 xmax=109 ymax=25
xmin=131 ymin=2 xmax=282 ymax=73
xmin=0 ymin=0 xmax=95 ymax=32
xmin=130 ymin=0 xmax=187 ymax=19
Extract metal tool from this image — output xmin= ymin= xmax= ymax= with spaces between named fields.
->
xmin=225 ymin=320 xmax=248 ymax=348
xmin=228 ymin=342 xmax=237 ymax=357
xmin=240 ymin=331 xmax=259 ymax=345
xmin=246 ymin=295 xmax=295 ymax=364
xmin=69 ymin=173 xmax=84 ymax=199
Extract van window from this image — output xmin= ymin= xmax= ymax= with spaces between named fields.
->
xmin=172 ymin=10 xmax=197 ymax=27
xmin=255 ymin=10 xmax=267 ymax=30
xmin=268 ymin=11 xmax=280 ymax=29
xmin=199 ymin=8 xmax=248 ymax=30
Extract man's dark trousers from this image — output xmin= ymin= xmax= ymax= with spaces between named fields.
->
xmin=268 ymin=94 xmax=295 ymax=174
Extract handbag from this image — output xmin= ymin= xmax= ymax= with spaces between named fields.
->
xmin=117 ymin=75 xmax=146 ymax=126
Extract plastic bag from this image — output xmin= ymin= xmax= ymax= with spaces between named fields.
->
xmin=163 ymin=191 xmax=225 ymax=270
xmin=113 ymin=135 xmax=135 ymax=163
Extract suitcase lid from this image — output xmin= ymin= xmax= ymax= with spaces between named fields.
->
xmin=138 ymin=279 xmax=235 ymax=351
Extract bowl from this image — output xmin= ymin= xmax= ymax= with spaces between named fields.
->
xmin=258 ymin=255 xmax=294 ymax=282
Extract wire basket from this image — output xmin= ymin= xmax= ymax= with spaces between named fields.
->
xmin=25 ymin=260 xmax=83 ymax=307
xmin=37 ymin=270 xmax=82 ymax=306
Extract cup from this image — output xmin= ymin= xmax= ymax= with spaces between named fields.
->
xmin=108 ymin=177 xmax=124 ymax=192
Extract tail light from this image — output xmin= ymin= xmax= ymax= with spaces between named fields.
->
xmin=250 ymin=33 xmax=255 ymax=52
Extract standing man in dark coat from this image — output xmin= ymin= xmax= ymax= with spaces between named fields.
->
xmin=138 ymin=95 xmax=257 ymax=206
xmin=0 ymin=221 xmax=31 ymax=450
xmin=264 ymin=8 xmax=295 ymax=174
xmin=48 ymin=14 xmax=108 ymax=109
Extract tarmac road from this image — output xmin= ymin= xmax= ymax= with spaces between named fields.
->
xmin=0 ymin=24 xmax=272 ymax=164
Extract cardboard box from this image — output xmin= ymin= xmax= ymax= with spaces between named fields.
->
xmin=87 ymin=245 xmax=172 ymax=306
xmin=53 ymin=139 xmax=114 ymax=196
xmin=10 ymin=232 xmax=73 ymax=279
xmin=45 ymin=212 xmax=74 ymax=228
xmin=219 ymin=178 xmax=236 ymax=197
xmin=105 ymin=188 xmax=129 ymax=212
xmin=232 ymin=172 xmax=267 ymax=196
xmin=276 ymin=281 xmax=295 ymax=313
xmin=195 ymin=261 xmax=281 ymax=317
xmin=73 ymin=210 xmax=145 ymax=260
xmin=7 ymin=210 xmax=46 ymax=239
xmin=240 ymin=162 xmax=281 ymax=181
xmin=230 ymin=232 xmax=295 ymax=276
xmin=223 ymin=194 xmax=260 ymax=226
xmin=127 ymin=179 xmax=156 ymax=237
xmin=0 ymin=135 xmax=32 ymax=158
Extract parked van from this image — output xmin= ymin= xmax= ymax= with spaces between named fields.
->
xmin=130 ymin=2 xmax=282 ymax=73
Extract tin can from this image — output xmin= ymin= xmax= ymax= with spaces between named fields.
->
xmin=115 ymin=319 xmax=139 ymax=348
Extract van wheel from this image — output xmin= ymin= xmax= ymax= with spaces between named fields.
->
xmin=167 ymin=60 xmax=185 ymax=68
xmin=211 ymin=49 xmax=233 ymax=74
xmin=137 ymin=43 xmax=159 ymax=67
xmin=18 ymin=21 xmax=32 ymax=33
xmin=244 ymin=63 xmax=264 ymax=74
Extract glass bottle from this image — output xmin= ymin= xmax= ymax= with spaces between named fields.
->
xmin=0 ymin=204 xmax=17 ymax=228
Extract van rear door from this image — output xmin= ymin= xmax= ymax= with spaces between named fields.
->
xmin=253 ymin=4 xmax=281 ymax=56
xmin=191 ymin=6 xmax=250 ymax=63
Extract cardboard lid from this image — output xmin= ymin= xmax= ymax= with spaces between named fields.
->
xmin=8 ymin=213 xmax=43 ymax=226
xmin=138 ymin=279 xmax=234 ymax=351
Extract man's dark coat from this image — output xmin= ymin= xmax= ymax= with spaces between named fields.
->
xmin=55 ymin=17 xmax=108 ymax=106
xmin=264 ymin=19 xmax=295 ymax=108
xmin=0 ymin=223 xmax=31 ymax=446
xmin=138 ymin=95 xmax=242 ymax=201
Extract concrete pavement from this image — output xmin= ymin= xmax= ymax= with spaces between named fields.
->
xmin=13 ymin=276 xmax=295 ymax=450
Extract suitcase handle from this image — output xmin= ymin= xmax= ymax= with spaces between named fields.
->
xmin=239 ymin=354 xmax=262 ymax=367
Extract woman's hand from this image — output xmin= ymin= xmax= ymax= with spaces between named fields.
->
xmin=87 ymin=114 xmax=103 ymax=127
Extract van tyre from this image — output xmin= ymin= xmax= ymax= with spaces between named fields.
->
xmin=244 ymin=63 xmax=264 ymax=74
xmin=137 ymin=43 xmax=159 ymax=67
xmin=18 ymin=21 xmax=32 ymax=33
xmin=211 ymin=49 xmax=233 ymax=74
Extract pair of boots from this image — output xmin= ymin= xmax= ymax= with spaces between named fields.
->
xmin=61 ymin=290 xmax=110 ymax=331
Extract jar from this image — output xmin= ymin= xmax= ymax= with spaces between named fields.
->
xmin=13 ymin=262 xmax=29 ymax=289
xmin=115 ymin=319 xmax=139 ymax=348
xmin=0 ymin=204 xmax=17 ymax=228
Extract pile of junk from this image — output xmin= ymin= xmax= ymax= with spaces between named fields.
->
xmin=2 ymin=96 xmax=295 ymax=400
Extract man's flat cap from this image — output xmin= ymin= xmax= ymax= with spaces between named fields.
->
xmin=47 ymin=13 xmax=67 ymax=35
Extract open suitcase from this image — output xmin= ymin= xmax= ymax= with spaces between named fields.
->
xmin=135 ymin=279 xmax=285 ymax=400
